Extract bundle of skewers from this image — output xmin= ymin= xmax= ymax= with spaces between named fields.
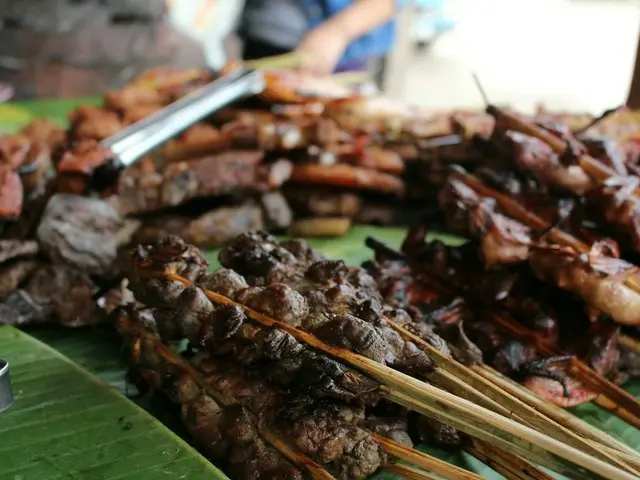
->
xmin=114 ymin=232 xmax=640 ymax=479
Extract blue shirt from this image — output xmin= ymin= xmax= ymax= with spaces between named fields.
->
xmin=300 ymin=0 xmax=406 ymax=65
xmin=240 ymin=0 xmax=406 ymax=67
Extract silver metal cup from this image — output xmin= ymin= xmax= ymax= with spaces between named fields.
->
xmin=0 ymin=359 xmax=14 ymax=413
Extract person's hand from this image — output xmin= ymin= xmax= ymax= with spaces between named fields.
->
xmin=295 ymin=21 xmax=351 ymax=75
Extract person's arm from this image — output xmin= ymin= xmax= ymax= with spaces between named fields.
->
xmin=628 ymin=30 xmax=640 ymax=108
xmin=296 ymin=0 xmax=405 ymax=75
xmin=323 ymin=0 xmax=402 ymax=42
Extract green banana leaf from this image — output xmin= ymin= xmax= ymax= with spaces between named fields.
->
xmin=0 ymin=325 xmax=229 ymax=480
xmin=1 ymin=100 xmax=639 ymax=479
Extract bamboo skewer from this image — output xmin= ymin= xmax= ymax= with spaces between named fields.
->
xmin=153 ymin=270 xmax=637 ymax=480
xmin=373 ymin=434 xmax=483 ymax=480
xmin=619 ymin=334 xmax=640 ymax=356
xmin=385 ymin=319 xmax=640 ymax=474
xmin=466 ymin=440 xmax=554 ymax=480
xmin=473 ymin=366 xmax=640 ymax=459
xmin=118 ymin=312 xmax=335 ymax=480
xmin=382 ymin=463 xmax=440 ymax=480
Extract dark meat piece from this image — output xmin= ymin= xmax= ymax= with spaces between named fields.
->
xmin=36 ymin=194 xmax=122 ymax=276
xmin=529 ymin=246 xmax=640 ymax=326
xmin=260 ymin=191 xmax=293 ymax=231
xmin=435 ymin=321 xmax=483 ymax=365
xmin=0 ymin=239 xmax=38 ymax=264
xmin=354 ymin=203 xmax=397 ymax=226
xmin=238 ymin=283 xmax=309 ymax=327
xmin=200 ymin=268 xmax=250 ymax=298
xmin=0 ymin=165 xmax=23 ymax=220
xmin=617 ymin=350 xmax=640 ymax=382
xmin=219 ymin=231 xmax=299 ymax=283
xmin=118 ymin=151 xmax=291 ymax=215
xmin=414 ymin=415 xmax=463 ymax=447
xmin=68 ymin=105 xmax=123 ymax=142
xmin=505 ymin=131 xmax=592 ymax=194
xmin=97 ymin=279 xmax=136 ymax=316
xmin=439 ymin=178 xmax=531 ymax=267
xmin=284 ymin=187 xmax=362 ymax=218
xmin=160 ymin=151 xmax=264 ymax=207
xmin=289 ymin=164 xmax=405 ymax=196
xmin=363 ymin=416 xmax=413 ymax=447
xmin=131 ymin=235 xmax=209 ymax=286
xmin=124 ymin=326 xmax=304 ymax=480
xmin=55 ymin=141 xmax=113 ymax=194
xmin=204 ymin=307 xmax=381 ymax=404
xmin=24 ymin=264 xmax=100 ymax=326
xmin=581 ymin=136 xmax=629 ymax=176
xmin=0 ymin=290 xmax=53 ymax=325
xmin=280 ymin=238 xmax=327 ymax=266
xmin=580 ymin=322 xmax=620 ymax=377
xmin=0 ymin=259 xmax=38 ymax=299
xmin=587 ymin=176 xmax=640 ymax=253
xmin=195 ymin=354 xmax=384 ymax=479
xmin=160 ymin=124 xmax=228 ymax=162
xmin=133 ymin=203 xmax=265 ymax=249
xmin=115 ymin=158 xmax=164 ymax=215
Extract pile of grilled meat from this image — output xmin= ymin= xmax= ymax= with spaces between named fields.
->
xmin=118 ymin=233 xmax=464 ymax=480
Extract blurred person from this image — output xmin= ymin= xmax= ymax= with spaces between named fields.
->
xmin=237 ymin=0 xmax=407 ymax=86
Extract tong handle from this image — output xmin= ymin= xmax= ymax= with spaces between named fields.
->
xmin=101 ymin=68 xmax=265 ymax=168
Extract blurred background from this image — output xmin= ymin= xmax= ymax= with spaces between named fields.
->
xmin=0 ymin=0 xmax=638 ymax=113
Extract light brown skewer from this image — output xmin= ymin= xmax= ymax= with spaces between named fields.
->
xmin=155 ymin=270 xmax=636 ymax=480
xmin=473 ymin=366 xmax=640 ymax=460
xmin=466 ymin=439 xmax=554 ymax=480
xmin=384 ymin=319 xmax=640 ymax=474
xmin=382 ymin=463 xmax=440 ymax=480
xmin=619 ymin=334 xmax=640 ymax=356
xmin=118 ymin=312 xmax=335 ymax=480
xmin=373 ymin=434 xmax=483 ymax=480
xmin=450 ymin=169 xmax=640 ymax=424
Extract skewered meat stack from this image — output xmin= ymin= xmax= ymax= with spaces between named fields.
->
xmin=115 ymin=232 xmax=640 ymax=480
xmin=357 ymin=104 xmax=640 ymax=423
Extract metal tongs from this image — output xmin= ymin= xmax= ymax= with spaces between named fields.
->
xmin=92 ymin=68 xmax=265 ymax=188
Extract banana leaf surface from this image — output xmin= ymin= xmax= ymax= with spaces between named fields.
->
xmin=0 ymin=100 xmax=639 ymax=479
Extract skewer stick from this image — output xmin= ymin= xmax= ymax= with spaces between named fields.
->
xmin=382 ymin=463 xmax=440 ymax=480
xmin=158 ymin=270 xmax=637 ymax=480
xmin=619 ymin=334 xmax=640 ymax=356
xmin=466 ymin=440 xmax=554 ymax=480
xmin=117 ymin=312 xmax=336 ymax=480
xmin=385 ymin=319 xmax=640 ymax=473
xmin=373 ymin=434 xmax=483 ymax=480
xmin=384 ymin=388 xmax=594 ymax=480
xmin=473 ymin=366 xmax=640 ymax=458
